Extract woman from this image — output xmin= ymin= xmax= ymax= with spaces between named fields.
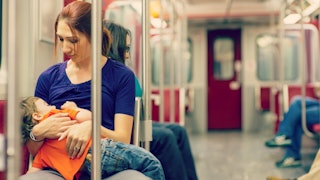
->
xmin=20 ymin=1 xmax=164 ymax=180
xmin=104 ymin=20 xmax=198 ymax=180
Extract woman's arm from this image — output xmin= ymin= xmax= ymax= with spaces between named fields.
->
xmin=26 ymin=113 xmax=76 ymax=156
xmin=65 ymin=114 xmax=133 ymax=159
xmin=100 ymin=113 xmax=133 ymax=144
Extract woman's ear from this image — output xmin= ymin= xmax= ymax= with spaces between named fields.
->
xmin=32 ymin=112 xmax=43 ymax=122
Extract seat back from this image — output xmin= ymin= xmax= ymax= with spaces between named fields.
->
xmin=131 ymin=97 xmax=141 ymax=146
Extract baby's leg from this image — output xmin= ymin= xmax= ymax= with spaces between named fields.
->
xmin=83 ymin=139 xmax=165 ymax=180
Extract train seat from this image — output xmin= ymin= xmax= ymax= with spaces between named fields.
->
xmin=259 ymin=87 xmax=272 ymax=111
xmin=257 ymin=86 xmax=280 ymax=112
xmin=312 ymin=124 xmax=320 ymax=133
xmin=151 ymin=89 xmax=182 ymax=124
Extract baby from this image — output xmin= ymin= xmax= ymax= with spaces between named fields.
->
xmin=20 ymin=96 xmax=164 ymax=180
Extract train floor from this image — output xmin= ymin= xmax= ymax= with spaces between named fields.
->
xmin=188 ymin=129 xmax=319 ymax=180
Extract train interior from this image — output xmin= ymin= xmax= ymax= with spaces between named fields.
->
xmin=1 ymin=0 xmax=320 ymax=179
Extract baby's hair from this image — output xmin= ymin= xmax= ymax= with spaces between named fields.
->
xmin=20 ymin=96 xmax=40 ymax=144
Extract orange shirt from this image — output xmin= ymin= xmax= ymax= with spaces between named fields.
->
xmin=32 ymin=109 xmax=92 ymax=180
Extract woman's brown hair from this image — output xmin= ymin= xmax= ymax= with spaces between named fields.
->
xmin=54 ymin=1 xmax=112 ymax=57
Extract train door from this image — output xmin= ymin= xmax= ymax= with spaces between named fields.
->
xmin=207 ymin=29 xmax=242 ymax=130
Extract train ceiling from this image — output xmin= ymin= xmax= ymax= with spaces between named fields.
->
xmin=185 ymin=0 xmax=320 ymax=26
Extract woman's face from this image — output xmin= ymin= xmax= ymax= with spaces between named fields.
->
xmin=124 ymin=34 xmax=131 ymax=60
xmin=56 ymin=19 xmax=91 ymax=62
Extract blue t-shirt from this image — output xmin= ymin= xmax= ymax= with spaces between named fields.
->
xmin=35 ymin=58 xmax=135 ymax=130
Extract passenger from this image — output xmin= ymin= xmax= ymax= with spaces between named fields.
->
xmin=265 ymin=95 xmax=320 ymax=168
xmin=20 ymin=96 xmax=164 ymax=180
xmin=20 ymin=1 xmax=164 ymax=180
xmin=103 ymin=20 xmax=198 ymax=180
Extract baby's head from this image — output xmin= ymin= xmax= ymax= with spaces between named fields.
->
xmin=20 ymin=96 xmax=56 ymax=143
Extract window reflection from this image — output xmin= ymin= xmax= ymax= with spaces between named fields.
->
xmin=256 ymin=33 xmax=299 ymax=81
xmin=151 ymin=37 xmax=192 ymax=85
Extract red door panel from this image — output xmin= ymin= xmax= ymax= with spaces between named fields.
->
xmin=207 ymin=29 xmax=242 ymax=130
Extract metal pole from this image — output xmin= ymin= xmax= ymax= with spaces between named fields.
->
xmin=91 ymin=0 xmax=102 ymax=179
xmin=142 ymin=0 xmax=152 ymax=150
xmin=5 ymin=0 xmax=21 ymax=179
xmin=159 ymin=0 xmax=164 ymax=124
xmin=298 ymin=0 xmax=315 ymax=138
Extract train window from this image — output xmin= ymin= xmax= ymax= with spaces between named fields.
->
xmin=213 ymin=37 xmax=234 ymax=80
xmin=256 ymin=34 xmax=299 ymax=81
xmin=151 ymin=38 xmax=172 ymax=85
xmin=151 ymin=36 xmax=192 ymax=86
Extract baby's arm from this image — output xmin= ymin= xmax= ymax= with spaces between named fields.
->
xmin=61 ymin=101 xmax=92 ymax=123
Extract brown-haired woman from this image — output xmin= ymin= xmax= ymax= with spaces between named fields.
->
xmin=20 ymin=1 xmax=164 ymax=180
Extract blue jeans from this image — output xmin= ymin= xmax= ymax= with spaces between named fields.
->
xmin=277 ymin=96 xmax=320 ymax=159
xmin=151 ymin=122 xmax=198 ymax=180
xmin=83 ymin=139 xmax=165 ymax=180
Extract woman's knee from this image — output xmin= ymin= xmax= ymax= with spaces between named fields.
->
xmin=165 ymin=124 xmax=188 ymax=141
xmin=152 ymin=127 xmax=176 ymax=145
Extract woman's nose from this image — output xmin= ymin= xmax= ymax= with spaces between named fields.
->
xmin=62 ymin=42 xmax=72 ymax=54
xmin=125 ymin=52 xmax=130 ymax=60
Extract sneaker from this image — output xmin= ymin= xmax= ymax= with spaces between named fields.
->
xmin=265 ymin=135 xmax=292 ymax=147
xmin=275 ymin=157 xmax=301 ymax=168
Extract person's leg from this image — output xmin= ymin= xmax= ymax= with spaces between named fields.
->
xmin=276 ymin=98 xmax=320 ymax=167
xmin=266 ymin=97 xmax=319 ymax=148
xmin=151 ymin=124 xmax=188 ymax=180
xmin=278 ymin=97 xmax=320 ymax=136
xmin=163 ymin=123 xmax=198 ymax=180
xmin=19 ymin=170 xmax=64 ymax=180
xmin=275 ymin=125 xmax=303 ymax=168
xmin=276 ymin=97 xmax=304 ymax=136
xmin=83 ymin=139 xmax=165 ymax=180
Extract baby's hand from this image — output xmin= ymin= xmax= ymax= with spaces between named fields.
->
xmin=58 ymin=129 xmax=69 ymax=141
xmin=61 ymin=101 xmax=77 ymax=109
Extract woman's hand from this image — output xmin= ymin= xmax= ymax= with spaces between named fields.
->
xmin=65 ymin=120 xmax=92 ymax=159
xmin=28 ymin=113 xmax=76 ymax=156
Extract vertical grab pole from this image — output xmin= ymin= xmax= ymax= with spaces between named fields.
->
xmin=91 ymin=0 xmax=102 ymax=179
xmin=142 ymin=0 xmax=152 ymax=150
xmin=159 ymin=1 xmax=164 ymax=123
xmin=298 ymin=0 xmax=314 ymax=138
xmin=5 ymin=0 xmax=21 ymax=179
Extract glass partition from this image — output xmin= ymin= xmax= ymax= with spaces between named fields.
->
xmin=256 ymin=33 xmax=299 ymax=81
